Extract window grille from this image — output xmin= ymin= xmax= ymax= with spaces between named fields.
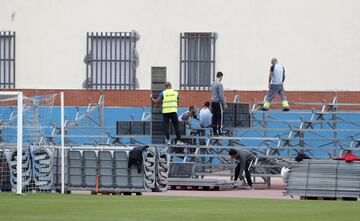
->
xmin=85 ymin=32 xmax=138 ymax=90
xmin=180 ymin=32 xmax=216 ymax=90
xmin=0 ymin=31 xmax=15 ymax=89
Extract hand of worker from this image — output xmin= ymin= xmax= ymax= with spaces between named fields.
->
xmin=224 ymin=103 xmax=228 ymax=110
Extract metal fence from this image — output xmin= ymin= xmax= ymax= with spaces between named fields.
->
xmin=0 ymin=32 xmax=15 ymax=89
xmin=85 ymin=32 xmax=138 ymax=90
xmin=180 ymin=32 xmax=216 ymax=90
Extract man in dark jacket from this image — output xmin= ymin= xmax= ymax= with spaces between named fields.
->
xmin=229 ymin=148 xmax=256 ymax=189
xmin=129 ymin=146 xmax=148 ymax=173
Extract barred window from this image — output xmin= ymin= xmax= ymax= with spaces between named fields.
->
xmin=85 ymin=32 xmax=138 ymax=90
xmin=0 ymin=32 xmax=15 ymax=89
xmin=180 ymin=32 xmax=216 ymax=90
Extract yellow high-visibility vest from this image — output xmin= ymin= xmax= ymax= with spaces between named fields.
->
xmin=162 ymin=89 xmax=178 ymax=113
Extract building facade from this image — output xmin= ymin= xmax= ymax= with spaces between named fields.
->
xmin=1 ymin=0 xmax=360 ymax=106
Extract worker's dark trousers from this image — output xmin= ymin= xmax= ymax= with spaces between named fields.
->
xmin=163 ymin=112 xmax=181 ymax=142
xmin=235 ymin=160 xmax=253 ymax=186
xmin=211 ymin=102 xmax=223 ymax=135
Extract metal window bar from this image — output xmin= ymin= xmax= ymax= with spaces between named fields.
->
xmin=86 ymin=32 xmax=137 ymax=90
xmin=0 ymin=32 xmax=15 ymax=89
xmin=180 ymin=32 xmax=216 ymax=90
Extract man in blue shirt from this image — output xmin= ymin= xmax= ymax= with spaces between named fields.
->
xmin=261 ymin=58 xmax=290 ymax=111
xmin=150 ymin=81 xmax=184 ymax=145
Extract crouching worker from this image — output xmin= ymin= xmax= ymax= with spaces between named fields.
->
xmin=229 ymin=148 xmax=256 ymax=190
xmin=261 ymin=58 xmax=290 ymax=111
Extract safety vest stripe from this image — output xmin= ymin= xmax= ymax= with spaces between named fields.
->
xmin=163 ymin=106 xmax=177 ymax=109
xmin=162 ymin=100 xmax=177 ymax=103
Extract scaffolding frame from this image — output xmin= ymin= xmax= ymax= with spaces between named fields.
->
xmin=3 ymin=92 xmax=360 ymax=188
xmin=167 ymin=94 xmax=360 ymax=186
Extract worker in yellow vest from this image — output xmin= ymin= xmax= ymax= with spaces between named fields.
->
xmin=151 ymin=81 xmax=184 ymax=145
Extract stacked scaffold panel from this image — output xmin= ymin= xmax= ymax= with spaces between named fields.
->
xmin=284 ymin=160 xmax=360 ymax=199
xmin=5 ymin=148 xmax=32 ymax=192
xmin=0 ymin=150 xmax=11 ymax=191
xmin=53 ymin=148 xmax=68 ymax=191
xmin=123 ymin=147 xmax=148 ymax=192
xmin=114 ymin=150 xmax=129 ymax=190
xmin=98 ymin=151 xmax=114 ymax=190
xmin=30 ymin=146 xmax=54 ymax=191
xmin=67 ymin=150 xmax=99 ymax=190
xmin=68 ymin=150 xmax=83 ymax=188
xmin=61 ymin=146 xmax=170 ymax=193
xmin=83 ymin=151 xmax=98 ymax=189
xmin=336 ymin=162 xmax=360 ymax=198
xmin=155 ymin=148 xmax=170 ymax=191
xmin=143 ymin=146 xmax=156 ymax=189
xmin=129 ymin=166 xmax=146 ymax=190
xmin=151 ymin=66 xmax=166 ymax=144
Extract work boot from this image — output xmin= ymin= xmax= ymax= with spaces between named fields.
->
xmin=261 ymin=102 xmax=271 ymax=111
xmin=282 ymin=107 xmax=290 ymax=112
xmin=260 ymin=106 xmax=269 ymax=111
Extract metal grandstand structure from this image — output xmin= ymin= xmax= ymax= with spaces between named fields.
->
xmin=50 ymin=95 xmax=107 ymax=145
xmin=1 ymin=92 xmax=360 ymax=193
xmin=166 ymin=94 xmax=360 ymax=187
xmin=42 ymin=93 xmax=360 ymax=187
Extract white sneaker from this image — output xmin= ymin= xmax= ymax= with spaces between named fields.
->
xmin=245 ymin=186 xmax=254 ymax=190
xmin=233 ymin=180 xmax=241 ymax=187
xmin=176 ymin=141 xmax=185 ymax=145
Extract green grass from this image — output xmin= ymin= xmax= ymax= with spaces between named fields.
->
xmin=0 ymin=193 xmax=359 ymax=221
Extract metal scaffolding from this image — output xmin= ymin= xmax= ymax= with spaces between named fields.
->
xmin=167 ymin=94 xmax=360 ymax=187
xmin=2 ymin=93 xmax=360 ymax=189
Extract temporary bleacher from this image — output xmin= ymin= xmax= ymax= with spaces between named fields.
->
xmin=1 ymin=93 xmax=360 ymax=193
xmin=166 ymin=96 xmax=360 ymax=188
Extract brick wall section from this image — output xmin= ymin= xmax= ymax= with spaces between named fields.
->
xmin=1 ymin=89 xmax=360 ymax=110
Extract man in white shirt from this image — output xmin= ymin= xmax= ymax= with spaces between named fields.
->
xmin=261 ymin=58 xmax=290 ymax=111
xmin=179 ymin=106 xmax=198 ymax=125
xmin=199 ymin=101 xmax=212 ymax=128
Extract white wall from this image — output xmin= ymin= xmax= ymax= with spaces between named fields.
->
xmin=1 ymin=0 xmax=359 ymax=90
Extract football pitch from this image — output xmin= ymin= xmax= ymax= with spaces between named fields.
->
xmin=0 ymin=193 xmax=358 ymax=221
